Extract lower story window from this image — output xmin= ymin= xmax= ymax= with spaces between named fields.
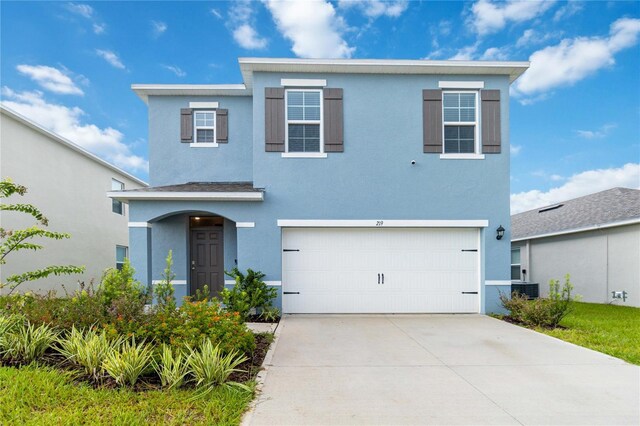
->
xmin=511 ymin=247 xmax=521 ymax=281
xmin=116 ymin=245 xmax=128 ymax=270
xmin=288 ymin=124 xmax=320 ymax=152
xmin=444 ymin=126 xmax=475 ymax=154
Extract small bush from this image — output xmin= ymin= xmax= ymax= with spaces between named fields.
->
xmin=0 ymin=313 xmax=23 ymax=338
xmin=100 ymin=258 xmax=148 ymax=308
xmin=153 ymin=344 xmax=188 ymax=389
xmin=187 ymin=339 xmax=249 ymax=394
xmin=501 ymin=274 xmax=577 ymax=328
xmin=259 ymin=307 xmax=281 ymax=322
xmin=57 ymin=327 xmax=124 ymax=380
xmin=102 ymin=338 xmax=153 ymax=387
xmin=154 ymin=250 xmax=176 ymax=311
xmin=0 ymin=321 xmax=58 ymax=363
xmin=221 ymin=268 xmax=277 ymax=320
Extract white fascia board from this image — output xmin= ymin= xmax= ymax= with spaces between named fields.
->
xmin=239 ymin=57 xmax=530 ymax=84
xmin=108 ymin=191 xmax=264 ymax=202
xmin=511 ymin=218 xmax=640 ymax=242
xmin=277 ymin=220 xmax=489 ymax=228
xmin=1 ymin=106 xmax=148 ymax=187
xmin=280 ymin=78 xmax=327 ymax=87
xmin=439 ymin=81 xmax=485 ymax=89
xmin=131 ymin=84 xmax=250 ymax=104
xmin=189 ymin=102 xmax=219 ymax=109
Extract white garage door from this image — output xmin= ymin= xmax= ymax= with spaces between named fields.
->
xmin=282 ymin=227 xmax=480 ymax=314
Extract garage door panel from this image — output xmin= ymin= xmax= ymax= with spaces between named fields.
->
xmin=282 ymin=227 xmax=480 ymax=314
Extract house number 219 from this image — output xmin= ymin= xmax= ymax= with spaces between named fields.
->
xmin=376 ymin=221 xmax=384 ymax=226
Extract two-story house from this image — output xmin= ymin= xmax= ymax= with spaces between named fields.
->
xmin=109 ymin=58 xmax=529 ymax=314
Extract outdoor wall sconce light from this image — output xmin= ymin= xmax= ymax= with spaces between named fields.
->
xmin=496 ymin=225 xmax=505 ymax=240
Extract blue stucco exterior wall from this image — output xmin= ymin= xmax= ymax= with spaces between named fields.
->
xmin=132 ymin=70 xmax=514 ymax=313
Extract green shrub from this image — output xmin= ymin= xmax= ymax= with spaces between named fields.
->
xmin=136 ymin=300 xmax=255 ymax=355
xmin=154 ymin=251 xmax=176 ymax=311
xmin=259 ymin=307 xmax=281 ymax=322
xmin=56 ymin=327 xmax=124 ymax=380
xmin=0 ymin=313 xmax=23 ymax=338
xmin=0 ymin=321 xmax=58 ymax=363
xmin=500 ymin=274 xmax=577 ymax=328
xmin=221 ymin=268 xmax=277 ymax=320
xmin=100 ymin=258 xmax=147 ymax=308
xmin=153 ymin=344 xmax=189 ymax=389
xmin=187 ymin=339 xmax=249 ymax=395
xmin=102 ymin=338 xmax=153 ymax=387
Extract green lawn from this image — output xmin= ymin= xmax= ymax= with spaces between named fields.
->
xmin=537 ymin=302 xmax=640 ymax=365
xmin=0 ymin=365 xmax=254 ymax=425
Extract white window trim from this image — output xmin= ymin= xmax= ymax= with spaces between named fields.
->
xmin=111 ymin=178 xmax=125 ymax=215
xmin=285 ymin=88 xmax=324 ymax=155
xmin=189 ymin=102 xmax=219 ymax=109
xmin=281 ymin=78 xmax=327 ymax=87
xmin=281 ymin=152 xmax=327 ymax=159
xmin=439 ymin=81 xmax=485 ymax=89
xmin=442 ymin=90 xmax=481 ymax=157
xmin=193 ymin=110 xmax=217 ymax=146
xmin=116 ymin=245 xmax=128 ymax=269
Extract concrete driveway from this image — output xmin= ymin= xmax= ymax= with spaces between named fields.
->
xmin=246 ymin=315 xmax=639 ymax=425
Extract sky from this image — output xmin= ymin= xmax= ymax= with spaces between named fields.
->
xmin=1 ymin=0 xmax=639 ymax=213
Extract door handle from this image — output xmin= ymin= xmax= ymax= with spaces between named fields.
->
xmin=382 ymin=273 xmax=384 ymax=284
xmin=191 ymin=260 xmax=195 ymax=271
xmin=378 ymin=273 xmax=380 ymax=284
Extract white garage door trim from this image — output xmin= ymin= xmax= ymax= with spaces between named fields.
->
xmin=277 ymin=219 xmax=489 ymax=228
xmin=281 ymin=225 xmax=483 ymax=314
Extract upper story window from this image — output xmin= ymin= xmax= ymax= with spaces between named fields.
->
xmin=111 ymin=179 xmax=124 ymax=215
xmin=194 ymin=111 xmax=216 ymax=144
xmin=443 ymin=91 xmax=478 ymax=154
xmin=286 ymin=90 xmax=322 ymax=153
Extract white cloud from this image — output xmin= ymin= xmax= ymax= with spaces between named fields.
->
xmin=65 ymin=2 xmax=106 ymax=34
xmin=516 ymin=28 xmax=562 ymax=48
xmin=1 ymin=87 xmax=147 ymax=173
xmin=576 ymin=123 xmax=617 ymax=139
xmin=513 ymin=18 xmax=640 ymax=98
xmin=162 ymin=65 xmax=186 ymax=77
xmin=211 ymin=8 xmax=223 ymax=19
xmin=338 ymin=0 xmax=409 ymax=18
xmin=151 ymin=20 xmax=167 ymax=37
xmin=481 ymin=46 xmax=510 ymax=60
xmin=264 ymin=0 xmax=354 ymax=58
xmin=511 ymin=163 xmax=640 ymax=213
xmin=16 ymin=64 xmax=84 ymax=96
xmin=510 ymin=144 xmax=522 ymax=156
xmin=233 ymin=24 xmax=268 ymax=49
xmin=449 ymin=43 xmax=480 ymax=60
xmin=227 ymin=0 xmax=268 ymax=50
xmin=65 ymin=3 xmax=93 ymax=19
xmin=95 ymin=50 xmax=125 ymax=70
xmin=468 ymin=0 xmax=556 ymax=36
xmin=553 ymin=1 xmax=583 ymax=22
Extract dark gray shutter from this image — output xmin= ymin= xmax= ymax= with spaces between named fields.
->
xmin=323 ymin=88 xmax=344 ymax=152
xmin=216 ymin=109 xmax=228 ymax=143
xmin=423 ymin=90 xmax=443 ymax=153
xmin=265 ymin=88 xmax=285 ymax=152
xmin=180 ymin=108 xmax=193 ymax=143
xmin=481 ymin=90 xmax=501 ymax=154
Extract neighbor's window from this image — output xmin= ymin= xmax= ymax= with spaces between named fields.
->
xmin=116 ymin=245 xmax=128 ymax=270
xmin=111 ymin=179 xmax=124 ymax=215
xmin=511 ymin=247 xmax=521 ymax=281
xmin=194 ymin=111 xmax=216 ymax=143
xmin=286 ymin=90 xmax=321 ymax=153
xmin=443 ymin=92 xmax=478 ymax=154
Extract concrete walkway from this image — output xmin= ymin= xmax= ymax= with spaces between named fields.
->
xmin=247 ymin=315 xmax=639 ymax=425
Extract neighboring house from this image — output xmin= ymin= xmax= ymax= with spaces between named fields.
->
xmin=511 ymin=187 xmax=640 ymax=307
xmin=109 ymin=57 xmax=529 ymax=314
xmin=0 ymin=105 xmax=147 ymax=294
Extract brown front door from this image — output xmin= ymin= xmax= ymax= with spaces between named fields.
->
xmin=190 ymin=228 xmax=224 ymax=297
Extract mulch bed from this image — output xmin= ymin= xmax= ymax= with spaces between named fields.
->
xmin=0 ymin=333 xmax=274 ymax=392
xmin=500 ymin=315 xmax=567 ymax=330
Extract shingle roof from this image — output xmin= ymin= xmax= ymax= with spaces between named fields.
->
xmin=121 ymin=182 xmax=263 ymax=193
xmin=511 ymin=187 xmax=640 ymax=240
